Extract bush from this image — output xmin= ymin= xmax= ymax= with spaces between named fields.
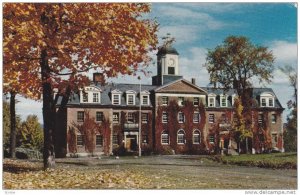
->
xmin=15 ymin=148 xmax=42 ymax=159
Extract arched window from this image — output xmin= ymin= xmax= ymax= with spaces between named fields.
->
xmin=177 ymin=129 xmax=185 ymax=144
xmin=193 ymin=130 xmax=201 ymax=144
xmin=161 ymin=130 xmax=169 ymax=145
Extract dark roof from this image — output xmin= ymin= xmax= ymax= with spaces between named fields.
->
xmin=157 ymin=45 xmax=179 ymax=55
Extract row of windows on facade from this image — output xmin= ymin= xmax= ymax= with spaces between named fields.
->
xmin=77 ymin=111 xmax=149 ymax=124
xmin=160 ymin=130 xmax=211 ymax=145
xmin=82 ymin=92 xmax=150 ymax=106
xmin=207 ymin=95 xmax=275 ymax=108
xmin=77 ymin=111 xmax=277 ymax=124
xmin=76 ymin=134 xmax=149 ymax=146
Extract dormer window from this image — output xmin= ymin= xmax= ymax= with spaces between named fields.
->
xmin=111 ymin=89 xmax=122 ymax=105
xmin=220 ymin=95 xmax=227 ymax=107
xmin=208 ymin=94 xmax=216 ymax=107
xmin=193 ymin=97 xmax=199 ymax=106
xmin=232 ymin=94 xmax=236 ymax=106
xmin=126 ymin=90 xmax=136 ymax=106
xmin=260 ymin=92 xmax=275 ymax=107
xmin=140 ymin=90 xmax=150 ymax=106
xmin=80 ymin=86 xmax=101 ymax=104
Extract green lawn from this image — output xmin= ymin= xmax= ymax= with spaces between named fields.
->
xmin=220 ymin=152 xmax=297 ymax=169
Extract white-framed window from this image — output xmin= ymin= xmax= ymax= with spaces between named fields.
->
xmin=271 ymin=114 xmax=277 ymax=123
xmin=161 ymin=131 xmax=169 ymax=145
xmin=162 ymin=112 xmax=168 ymax=123
xmin=112 ymin=94 xmax=121 ymax=105
xmin=127 ymin=112 xmax=135 ymax=123
xmin=193 ymin=97 xmax=199 ymax=106
xmin=77 ymin=111 xmax=84 ymax=122
xmin=208 ymin=97 xmax=215 ymax=107
xmin=162 ymin=96 xmax=168 ymax=105
xmin=83 ymin=92 xmax=88 ymax=102
xmin=93 ymin=93 xmax=100 ymax=103
xmin=127 ymin=94 xmax=135 ymax=105
xmin=142 ymin=113 xmax=148 ymax=123
xmin=220 ymin=95 xmax=227 ymax=107
xmin=269 ymin=98 xmax=274 ymax=107
xmin=193 ymin=112 xmax=200 ymax=123
xmin=208 ymin=114 xmax=215 ymax=123
xmin=178 ymin=112 xmax=185 ymax=123
xmin=209 ymin=135 xmax=215 ymax=144
xmin=96 ymin=135 xmax=103 ymax=146
xmin=113 ymin=112 xmax=120 ymax=123
xmin=261 ymin=98 xmax=267 ymax=107
xmin=178 ymin=97 xmax=184 ymax=106
xmin=77 ymin=135 xmax=84 ymax=146
xmin=96 ymin=111 xmax=103 ymax=122
xmin=177 ymin=129 xmax=185 ymax=144
xmin=142 ymin=95 xmax=149 ymax=105
xmin=193 ymin=130 xmax=201 ymax=144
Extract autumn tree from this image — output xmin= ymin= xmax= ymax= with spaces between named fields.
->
xmin=280 ymin=65 xmax=297 ymax=152
xmin=205 ymin=36 xmax=274 ymax=107
xmin=232 ymin=97 xmax=253 ymax=153
xmin=4 ymin=3 xmax=158 ymax=169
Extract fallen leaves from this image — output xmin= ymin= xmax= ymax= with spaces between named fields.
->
xmin=3 ymin=159 xmax=157 ymax=189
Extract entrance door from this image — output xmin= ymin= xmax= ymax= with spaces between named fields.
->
xmin=125 ymin=135 xmax=138 ymax=151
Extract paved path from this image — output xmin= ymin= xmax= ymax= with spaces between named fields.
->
xmin=55 ymin=155 xmax=297 ymax=189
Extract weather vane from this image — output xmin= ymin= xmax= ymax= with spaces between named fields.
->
xmin=162 ymin=33 xmax=175 ymax=47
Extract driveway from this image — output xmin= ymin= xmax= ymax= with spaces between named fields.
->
xmin=55 ymin=155 xmax=297 ymax=189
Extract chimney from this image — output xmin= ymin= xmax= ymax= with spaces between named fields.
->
xmin=93 ymin=73 xmax=104 ymax=84
xmin=191 ymin=78 xmax=196 ymax=85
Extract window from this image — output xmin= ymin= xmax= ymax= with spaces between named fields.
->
xmin=193 ymin=97 xmax=199 ymax=106
xmin=258 ymin=114 xmax=263 ymax=124
xmin=162 ymin=96 xmax=168 ymax=105
xmin=178 ymin=97 xmax=184 ymax=106
xmin=113 ymin=112 xmax=120 ymax=123
xmin=96 ymin=135 xmax=103 ymax=146
xmin=178 ymin=112 xmax=185 ymax=123
xmin=127 ymin=112 xmax=135 ymax=123
xmin=209 ymin=114 xmax=215 ymax=123
xmin=269 ymin=98 xmax=274 ymax=107
xmin=93 ymin=93 xmax=99 ymax=103
xmin=271 ymin=114 xmax=277 ymax=123
xmin=162 ymin=112 xmax=168 ymax=123
xmin=161 ymin=131 xmax=169 ymax=144
xmin=142 ymin=113 xmax=148 ymax=123
xmin=193 ymin=112 xmax=200 ymax=123
xmin=127 ymin=94 xmax=135 ymax=105
xmin=261 ymin=98 xmax=267 ymax=107
xmin=113 ymin=134 xmax=118 ymax=145
xmin=77 ymin=111 xmax=84 ymax=122
xmin=221 ymin=113 xmax=228 ymax=123
xmin=142 ymin=95 xmax=149 ymax=105
xmin=168 ymin=67 xmax=175 ymax=75
xmin=208 ymin=97 xmax=215 ymax=107
xmin=220 ymin=96 xmax=227 ymax=107
xmin=177 ymin=129 xmax=185 ymax=144
xmin=83 ymin=93 xmax=88 ymax=102
xmin=209 ymin=135 xmax=215 ymax=144
xmin=77 ymin=135 xmax=84 ymax=146
xmin=96 ymin=112 xmax=103 ymax=122
xmin=113 ymin=94 xmax=121 ymax=105
xmin=193 ymin=130 xmax=201 ymax=144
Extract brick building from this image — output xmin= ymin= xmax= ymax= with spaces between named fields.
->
xmin=55 ymin=43 xmax=284 ymax=157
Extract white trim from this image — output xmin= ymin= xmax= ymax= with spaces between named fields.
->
xmin=141 ymin=95 xmax=150 ymax=106
xmin=126 ymin=93 xmax=135 ymax=105
xmin=177 ymin=129 xmax=185 ymax=145
xmin=112 ymin=94 xmax=121 ymax=105
xmin=192 ymin=129 xmax=201 ymax=145
xmin=208 ymin=96 xmax=216 ymax=107
xmin=220 ymin=95 xmax=227 ymax=107
xmin=161 ymin=130 xmax=169 ymax=145
xmin=178 ymin=111 xmax=185 ymax=123
xmin=156 ymin=93 xmax=206 ymax=98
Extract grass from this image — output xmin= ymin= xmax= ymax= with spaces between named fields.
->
xmin=219 ymin=152 xmax=297 ymax=169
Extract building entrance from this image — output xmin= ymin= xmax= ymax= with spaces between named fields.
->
xmin=125 ymin=134 xmax=138 ymax=151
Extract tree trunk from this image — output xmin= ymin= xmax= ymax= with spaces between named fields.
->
xmin=9 ymin=91 xmax=16 ymax=158
xmin=41 ymin=50 xmax=56 ymax=169
xmin=245 ymin=137 xmax=249 ymax=154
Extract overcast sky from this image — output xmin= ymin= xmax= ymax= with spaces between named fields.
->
xmin=14 ymin=2 xmax=297 ymax=124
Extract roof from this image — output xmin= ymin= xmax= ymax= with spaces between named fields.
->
xmin=157 ymin=45 xmax=179 ymax=55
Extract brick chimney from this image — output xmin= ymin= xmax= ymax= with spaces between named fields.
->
xmin=93 ymin=73 xmax=104 ymax=84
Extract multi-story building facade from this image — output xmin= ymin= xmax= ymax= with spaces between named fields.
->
xmin=55 ymin=43 xmax=284 ymax=157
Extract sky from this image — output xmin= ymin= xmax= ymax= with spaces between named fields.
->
xmin=13 ymin=2 xmax=297 ymax=124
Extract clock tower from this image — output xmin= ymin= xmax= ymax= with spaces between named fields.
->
xmin=152 ymin=41 xmax=183 ymax=85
